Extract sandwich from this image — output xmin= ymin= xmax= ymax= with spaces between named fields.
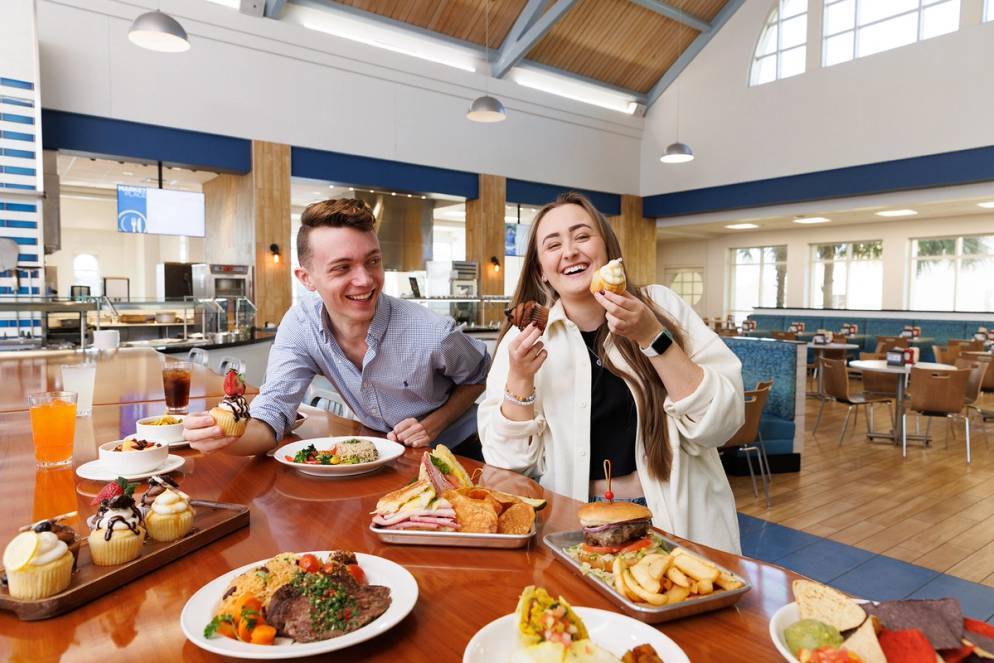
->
xmin=418 ymin=445 xmax=473 ymax=492
xmin=370 ymin=479 xmax=457 ymax=531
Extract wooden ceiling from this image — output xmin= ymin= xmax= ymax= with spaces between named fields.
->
xmin=325 ymin=0 xmax=734 ymax=98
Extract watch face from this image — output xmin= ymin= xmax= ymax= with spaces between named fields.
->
xmin=652 ymin=330 xmax=674 ymax=355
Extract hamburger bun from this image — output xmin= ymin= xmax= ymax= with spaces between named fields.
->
xmin=577 ymin=501 xmax=651 ymax=527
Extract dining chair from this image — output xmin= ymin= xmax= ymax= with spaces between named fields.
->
xmin=860 ymin=368 xmax=899 ymax=433
xmin=875 ymin=336 xmax=908 ymax=354
xmin=903 ymin=368 xmax=971 ymax=462
xmin=771 ymin=331 xmax=796 ymax=341
xmin=187 ymin=347 xmax=209 ymax=367
xmin=815 ymin=357 xmax=894 ymax=444
xmin=721 ymin=385 xmax=772 ymax=506
xmin=955 ymin=356 xmax=991 ymax=441
xmin=307 ymin=387 xmax=355 ymax=420
xmin=218 ymin=356 xmax=247 ymax=376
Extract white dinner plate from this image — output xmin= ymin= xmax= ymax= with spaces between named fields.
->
xmin=181 ymin=551 xmax=418 ymax=660
xmin=274 ymin=436 xmax=405 ymax=478
xmin=463 ymin=607 xmax=690 ymax=663
xmin=75 ymin=454 xmax=185 ymax=481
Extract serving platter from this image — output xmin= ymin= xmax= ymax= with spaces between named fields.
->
xmin=0 ymin=500 xmax=248 ymax=620
xmin=543 ymin=529 xmax=751 ymax=624
xmin=369 ymin=523 xmax=536 ymax=549
xmin=181 ymin=551 xmax=418 ymax=660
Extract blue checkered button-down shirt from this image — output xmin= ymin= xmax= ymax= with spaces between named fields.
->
xmin=250 ymin=293 xmax=491 ymax=445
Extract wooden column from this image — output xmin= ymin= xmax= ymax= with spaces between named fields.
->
xmin=607 ymin=194 xmax=656 ymax=286
xmin=465 ymin=174 xmax=506 ymax=325
xmin=251 ymin=141 xmax=292 ymax=328
xmin=203 ymin=171 xmax=254 ymax=267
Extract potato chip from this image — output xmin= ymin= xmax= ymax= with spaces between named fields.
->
xmin=463 ymin=487 xmax=505 ymax=516
xmin=445 ymin=491 xmax=498 ymax=533
xmin=497 ymin=502 xmax=535 ymax=535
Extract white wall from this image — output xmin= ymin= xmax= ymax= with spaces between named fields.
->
xmin=36 ymin=0 xmax=643 ymax=195
xmin=640 ymin=0 xmax=994 ymax=196
xmin=50 ymin=195 xmax=204 ymax=298
xmin=657 ymin=213 xmax=994 ymax=319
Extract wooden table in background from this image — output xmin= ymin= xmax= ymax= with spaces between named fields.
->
xmin=0 ymin=400 xmax=805 ymax=662
xmin=0 ymin=348 xmax=258 ymax=413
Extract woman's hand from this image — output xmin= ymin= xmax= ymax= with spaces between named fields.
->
xmin=594 ymin=290 xmax=663 ymax=348
xmin=506 ymin=323 xmax=547 ymax=388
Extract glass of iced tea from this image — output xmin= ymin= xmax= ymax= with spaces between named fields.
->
xmin=162 ymin=360 xmax=193 ymax=414
xmin=28 ymin=391 xmax=77 ymax=467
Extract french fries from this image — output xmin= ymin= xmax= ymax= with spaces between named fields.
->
xmin=606 ymin=545 xmax=744 ymax=607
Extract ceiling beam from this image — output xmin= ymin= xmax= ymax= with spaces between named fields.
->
xmin=628 ymin=0 xmax=710 ymax=32
xmin=645 ymin=0 xmax=745 ymax=107
xmin=264 ymin=0 xmax=287 ymax=19
xmin=492 ymin=0 xmax=577 ymax=78
xmin=502 ymin=0 xmax=547 ymax=49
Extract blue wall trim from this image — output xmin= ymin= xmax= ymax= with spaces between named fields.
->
xmin=1 ymin=203 xmax=36 ymax=212
xmin=0 ymin=220 xmax=37 ymax=228
xmin=0 ymin=130 xmax=33 ymax=142
xmin=291 ymin=146 xmax=479 ymax=199
xmin=0 ymin=78 xmax=34 ymax=91
xmin=41 ymin=110 xmax=251 ymax=174
xmin=644 ymin=144 xmax=994 ymax=218
xmin=1 ymin=148 xmax=35 ymax=159
xmin=507 ymin=179 xmax=621 ymax=216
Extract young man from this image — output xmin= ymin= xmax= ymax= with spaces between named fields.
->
xmin=183 ymin=198 xmax=490 ymax=457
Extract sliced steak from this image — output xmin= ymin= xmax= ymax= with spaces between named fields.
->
xmin=267 ymin=582 xmax=392 ymax=643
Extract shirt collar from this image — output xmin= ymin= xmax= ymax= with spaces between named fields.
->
xmin=316 ymin=292 xmax=391 ymax=347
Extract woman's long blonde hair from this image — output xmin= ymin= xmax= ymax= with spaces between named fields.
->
xmin=498 ymin=192 xmax=685 ymax=481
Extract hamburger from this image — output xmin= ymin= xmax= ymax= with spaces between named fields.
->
xmin=576 ymin=501 xmax=652 ymax=558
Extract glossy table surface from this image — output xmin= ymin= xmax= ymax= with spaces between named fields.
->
xmin=848 ymin=359 xmax=956 ymax=374
xmin=0 ymin=347 xmax=258 ymax=413
xmin=0 ymin=403 xmax=803 ymax=662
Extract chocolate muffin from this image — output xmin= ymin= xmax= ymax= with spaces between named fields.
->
xmin=504 ymin=301 xmax=549 ymax=333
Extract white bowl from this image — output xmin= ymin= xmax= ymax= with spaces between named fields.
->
xmin=135 ymin=415 xmax=185 ymax=445
xmin=769 ymin=601 xmax=801 ymax=662
xmin=98 ymin=438 xmax=169 ymax=475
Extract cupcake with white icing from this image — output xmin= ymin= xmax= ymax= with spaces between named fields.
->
xmin=143 ymin=480 xmax=194 ymax=542
xmin=87 ymin=491 xmax=146 ymax=566
xmin=2 ymin=530 xmax=74 ymax=599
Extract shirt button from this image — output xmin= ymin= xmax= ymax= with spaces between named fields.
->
xmin=579 ymin=401 xmax=588 ymax=408
xmin=579 ymin=449 xmax=588 ymax=457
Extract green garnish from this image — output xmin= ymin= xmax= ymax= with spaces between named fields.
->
xmin=255 ymin=571 xmax=270 ymax=582
xmin=204 ymin=614 xmax=234 ymax=638
xmin=291 ymin=571 xmax=356 ymax=632
xmin=293 ymin=444 xmax=317 ymax=464
xmin=114 ymin=476 xmax=137 ymax=497
xmin=429 ymin=455 xmax=451 ymax=475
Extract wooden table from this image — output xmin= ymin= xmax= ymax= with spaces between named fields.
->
xmin=0 ymin=400 xmax=805 ymax=662
xmin=0 ymin=347 xmax=258 ymax=413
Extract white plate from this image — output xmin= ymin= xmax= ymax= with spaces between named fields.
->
xmin=181 ymin=551 xmax=418 ymax=660
xmin=274 ymin=436 xmax=405 ymax=478
xmin=463 ymin=607 xmax=690 ymax=663
xmin=75 ymin=454 xmax=185 ymax=481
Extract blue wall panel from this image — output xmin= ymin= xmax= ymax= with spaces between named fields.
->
xmin=506 ymin=179 xmax=621 ymax=215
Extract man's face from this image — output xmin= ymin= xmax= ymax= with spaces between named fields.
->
xmin=295 ymin=226 xmax=385 ymax=327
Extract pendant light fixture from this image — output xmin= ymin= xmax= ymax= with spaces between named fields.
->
xmin=129 ymin=9 xmax=190 ymax=53
xmin=467 ymin=0 xmax=507 ymax=122
xmin=660 ymin=81 xmax=693 ymax=164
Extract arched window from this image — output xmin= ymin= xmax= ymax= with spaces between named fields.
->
xmin=750 ymin=0 xmax=808 ymax=86
xmin=823 ymin=0 xmax=961 ymax=67
xmin=72 ymin=253 xmax=101 ymax=296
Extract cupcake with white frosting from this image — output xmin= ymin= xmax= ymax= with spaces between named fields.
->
xmin=3 ymin=530 xmax=74 ymax=599
xmin=589 ymin=258 xmax=627 ymax=295
xmin=87 ymin=491 xmax=146 ymax=566
xmin=143 ymin=482 xmax=194 ymax=542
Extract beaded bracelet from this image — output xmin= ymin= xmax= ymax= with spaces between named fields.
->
xmin=503 ymin=388 xmax=536 ymax=406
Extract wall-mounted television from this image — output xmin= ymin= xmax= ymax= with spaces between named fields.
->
xmin=117 ymin=185 xmax=205 ymax=237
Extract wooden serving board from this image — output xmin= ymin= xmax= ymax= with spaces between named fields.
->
xmin=0 ymin=500 xmax=249 ymax=621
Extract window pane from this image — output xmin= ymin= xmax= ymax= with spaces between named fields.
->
xmin=987 ymin=0 xmax=994 ymax=22
xmin=858 ymin=0 xmax=917 ymax=25
xmin=758 ymin=25 xmax=778 ymax=56
xmin=781 ymin=15 xmax=807 ymax=49
xmin=847 ymin=261 xmax=883 ymax=309
xmin=780 ymin=45 xmax=806 ymax=78
xmin=956 ymin=259 xmax=994 ymax=311
xmin=824 ymin=31 xmax=854 ymax=65
xmin=751 ymin=54 xmax=777 ymax=85
xmin=857 ymin=12 xmax=918 ymax=58
xmin=816 ymin=243 xmax=846 ymax=260
xmin=922 ymin=0 xmax=960 ymax=40
xmin=735 ymin=248 xmax=759 ymax=264
xmin=851 ymin=241 xmax=882 ymax=259
xmin=824 ymin=0 xmax=855 ymax=35
xmin=913 ymin=238 xmax=955 ymax=257
xmin=910 ymin=258 xmax=954 ymax=309
xmin=733 ymin=264 xmax=761 ymax=312
xmin=760 ymin=263 xmax=788 ymax=307
xmin=781 ymin=0 xmax=807 ymax=19
xmin=765 ymin=245 xmax=788 ymax=263
xmin=812 ymin=261 xmax=847 ymax=308
xmin=963 ymin=235 xmax=994 ymax=255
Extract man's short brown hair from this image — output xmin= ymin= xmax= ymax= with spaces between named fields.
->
xmin=297 ymin=198 xmax=376 ymax=267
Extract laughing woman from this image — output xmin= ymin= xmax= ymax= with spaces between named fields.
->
xmin=478 ymin=192 xmax=745 ymax=554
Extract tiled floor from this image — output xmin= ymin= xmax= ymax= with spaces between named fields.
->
xmin=738 ymin=513 xmax=994 ymax=623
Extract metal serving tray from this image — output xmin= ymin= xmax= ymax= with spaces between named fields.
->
xmin=543 ymin=529 xmax=752 ymax=624
xmin=369 ymin=523 xmax=535 ymax=549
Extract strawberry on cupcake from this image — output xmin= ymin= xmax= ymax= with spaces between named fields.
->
xmin=210 ymin=370 xmax=249 ymax=438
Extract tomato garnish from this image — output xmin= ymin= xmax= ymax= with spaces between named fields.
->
xmin=347 ymin=563 xmax=367 ymax=585
xmin=298 ymin=554 xmax=320 ymax=573
xmin=581 ymin=543 xmax=624 ymax=555
xmin=619 ymin=537 xmax=653 ymax=554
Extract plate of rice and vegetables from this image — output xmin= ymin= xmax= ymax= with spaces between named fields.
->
xmin=275 ymin=437 xmax=405 ymax=478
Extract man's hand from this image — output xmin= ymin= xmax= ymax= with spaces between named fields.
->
xmin=183 ymin=411 xmax=241 ymax=453
xmin=387 ymin=417 xmax=434 ymax=448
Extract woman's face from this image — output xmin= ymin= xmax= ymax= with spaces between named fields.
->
xmin=536 ymin=204 xmax=609 ymax=299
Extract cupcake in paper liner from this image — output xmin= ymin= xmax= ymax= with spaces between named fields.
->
xmin=87 ymin=491 xmax=146 ymax=566
xmin=144 ymin=485 xmax=195 ymax=542
xmin=589 ymin=258 xmax=627 ymax=295
xmin=504 ymin=301 xmax=549 ymax=333
xmin=210 ymin=369 xmax=249 ymax=437
xmin=3 ymin=531 xmax=74 ymax=599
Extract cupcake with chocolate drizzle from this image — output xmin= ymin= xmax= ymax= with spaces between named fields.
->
xmin=87 ymin=480 xmax=146 ymax=566
xmin=210 ymin=369 xmax=249 ymax=437
xmin=504 ymin=301 xmax=549 ymax=333
xmin=141 ymin=476 xmax=194 ymax=542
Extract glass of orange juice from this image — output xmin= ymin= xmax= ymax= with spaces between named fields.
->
xmin=28 ymin=391 xmax=77 ymax=467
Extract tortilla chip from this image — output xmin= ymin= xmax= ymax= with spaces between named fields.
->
xmin=446 ymin=491 xmax=498 ymax=533
xmin=497 ymin=502 xmax=535 ymax=535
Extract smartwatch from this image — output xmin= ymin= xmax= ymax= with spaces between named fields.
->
xmin=640 ymin=328 xmax=674 ymax=358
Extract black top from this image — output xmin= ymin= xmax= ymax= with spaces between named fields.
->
xmin=581 ymin=329 xmax=638 ymax=481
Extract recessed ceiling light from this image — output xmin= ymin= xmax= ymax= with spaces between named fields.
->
xmin=876 ymin=209 xmax=917 ymax=217
xmin=977 ymin=202 xmax=994 ymax=208
xmin=725 ymin=223 xmax=759 ymax=230
xmin=122 ymin=171 xmax=134 ymax=176
xmin=794 ymin=217 xmax=831 ymax=224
